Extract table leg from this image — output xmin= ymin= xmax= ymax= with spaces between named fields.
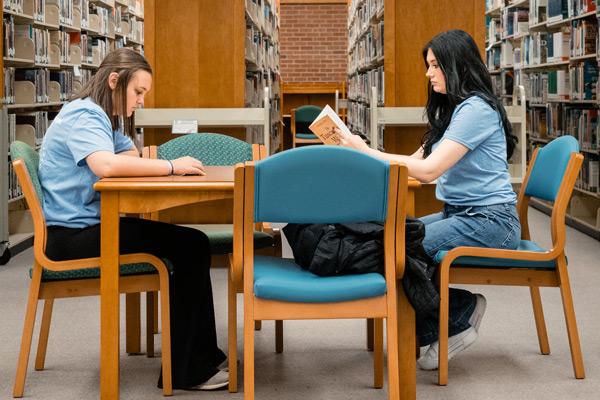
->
xmin=101 ymin=192 xmax=120 ymax=399
xmin=397 ymin=283 xmax=416 ymax=400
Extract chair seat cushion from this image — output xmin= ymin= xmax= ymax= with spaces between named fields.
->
xmin=253 ymin=256 xmax=387 ymax=303
xmin=295 ymin=133 xmax=319 ymax=140
xmin=32 ymin=260 xmax=174 ymax=282
xmin=180 ymin=224 xmax=274 ymax=255
xmin=434 ymin=240 xmax=559 ymax=269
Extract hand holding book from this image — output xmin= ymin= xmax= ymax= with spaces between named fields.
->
xmin=308 ymin=104 xmax=371 ymax=151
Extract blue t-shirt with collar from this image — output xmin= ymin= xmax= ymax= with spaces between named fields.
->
xmin=39 ymin=97 xmax=134 ymax=228
xmin=433 ymin=95 xmax=517 ymax=206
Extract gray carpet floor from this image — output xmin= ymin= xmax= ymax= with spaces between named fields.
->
xmin=0 ymin=207 xmax=598 ymax=399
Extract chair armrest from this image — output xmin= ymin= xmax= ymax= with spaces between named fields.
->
xmin=439 ymin=246 xmax=560 ymax=268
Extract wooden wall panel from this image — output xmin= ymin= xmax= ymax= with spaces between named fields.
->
xmin=145 ymin=0 xmax=245 ymax=145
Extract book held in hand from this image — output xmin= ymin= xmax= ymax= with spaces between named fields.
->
xmin=308 ymin=104 xmax=353 ymax=145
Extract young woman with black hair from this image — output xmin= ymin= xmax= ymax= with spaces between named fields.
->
xmin=39 ymin=48 xmax=228 ymax=390
xmin=342 ymin=29 xmax=521 ymax=369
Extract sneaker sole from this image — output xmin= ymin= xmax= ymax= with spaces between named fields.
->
xmin=197 ymin=380 xmax=229 ymax=391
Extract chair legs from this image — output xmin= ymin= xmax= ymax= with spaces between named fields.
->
xmin=244 ymin=305 xmax=255 ymax=400
xmin=437 ymin=264 xmax=450 ymax=386
xmin=34 ymin=299 xmax=54 ymax=371
xmin=275 ymin=320 xmax=283 ymax=353
xmin=126 ymin=293 xmax=142 ymax=355
xmin=146 ymin=292 xmax=156 ymax=358
xmin=156 ymin=268 xmax=173 ymax=396
xmin=373 ymin=318 xmax=384 ymax=388
xmin=13 ymin=264 xmax=43 ymax=398
xmin=366 ymin=318 xmax=374 ymax=351
xmin=529 ymin=286 xmax=550 ymax=355
xmin=228 ymin=268 xmax=238 ymax=393
xmin=556 ymin=257 xmax=585 ymax=379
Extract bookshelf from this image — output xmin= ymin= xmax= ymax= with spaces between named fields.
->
xmin=0 ymin=0 xmax=145 ymax=263
xmin=142 ymin=0 xmax=281 ymax=155
xmin=485 ymin=0 xmax=600 ymax=240
xmin=346 ymin=0 xmax=486 ymax=217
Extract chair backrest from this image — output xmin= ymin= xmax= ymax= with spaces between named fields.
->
xmin=235 ymin=145 xmax=406 ymax=293
xmin=524 ymin=135 xmax=580 ymax=202
xmin=252 ymin=146 xmax=393 ymax=224
xmin=10 ymin=141 xmax=48 ymax=261
xmin=10 ymin=141 xmax=43 ymax=204
xmin=518 ymin=135 xmax=583 ymax=250
xmin=294 ymin=105 xmax=322 ymax=124
xmin=156 ymin=133 xmax=254 ymax=165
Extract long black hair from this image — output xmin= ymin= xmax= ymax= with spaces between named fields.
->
xmin=421 ymin=30 xmax=517 ymax=160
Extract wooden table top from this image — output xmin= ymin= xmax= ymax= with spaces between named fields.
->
xmin=94 ymin=166 xmax=235 ymax=192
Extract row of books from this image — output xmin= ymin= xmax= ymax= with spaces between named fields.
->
xmin=501 ymin=7 xmax=528 ymax=38
xmin=570 ymin=18 xmax=597 ymax=58
xmin=578 ymin=154 xmax=599 ymax=193
xmin=568 ymin=0 xmax=597 ymax=17
xmin=244 ymin=72 xmax=280 ymax=108
xmin=7 ymin=160 xmax=22 ymax=200
xmin=245 ymin=0 xmax=280 ymax=41
xmin=543 ymin=102 xmax=599 ymax=147
xmin=348 ymin=0 xmax=383 ymax=47
xmin=346 ymin=100 xmax=384 ymax=150
xmin=3 ymin=0 xmax=25 ymax=14
xmin=3 ymin=66 xmax=90 ymax=104
xmin=525 ymin=61 xmax=598 ymax=102
xmin=347 ymin=65 xmax=384 ymax=105
xmin=245 ymin=23 xmax=279 ymax=73
xmin=348 ymin=20 xmax=383 ymax=74
xmin=7 ymin=111 xmax=53 ymax=147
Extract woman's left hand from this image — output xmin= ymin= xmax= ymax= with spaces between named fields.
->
xmin=340 ymin=134 xmax=370 ymax=152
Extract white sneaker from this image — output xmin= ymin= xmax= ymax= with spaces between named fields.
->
xmin=189 ymin=370 xmax=229 ymax=391
xmin=218 ymin=358 xmax=229 ymax=372
xmin=417 ymin=326 xmax=478 ymax=371
xmin=469 ymin=293 xmax=487 ymax=332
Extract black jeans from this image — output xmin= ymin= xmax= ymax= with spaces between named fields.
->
xmin=46 ymin=217 xmax=226 ymax=389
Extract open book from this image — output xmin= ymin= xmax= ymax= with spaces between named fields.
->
xmin=308 ymin=105 xmax=353 ymax=145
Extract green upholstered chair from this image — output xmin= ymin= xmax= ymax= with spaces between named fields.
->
xmin=10 ymin=141 xmax=174 ymax=397
xmin=143 ymin=132 xmax=281 ymax=392
xmin=291 ymin=105 xmax=323 ymax=147
xmin=143 ymin=133 xmax=279 ymax=257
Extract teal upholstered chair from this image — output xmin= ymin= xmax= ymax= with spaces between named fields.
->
xmin=234 ymin=146 xmax=407 ymax=399
xmin=291 ymin=105 xmax=323 ymax=147
xmin=10 ymin=141 xmax=174 ymax=397
xmin=144 ymin=132 xmax=280 ymax=392
xmin=434 ymin=135 xmax=585 ymax=385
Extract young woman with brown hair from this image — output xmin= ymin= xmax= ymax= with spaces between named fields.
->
xmin=39 ymin=48 xmax=228 ymax=390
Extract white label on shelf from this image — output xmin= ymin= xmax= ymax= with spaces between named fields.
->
xmin=172 ymin=120 xmax=198 ymax=134
xmin=73 ymin=65 xmax=81 ymax=77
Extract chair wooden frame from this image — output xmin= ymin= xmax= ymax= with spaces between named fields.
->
xmin=11 ymin=158 xmax=173 ymax=397
xmin=436 ymin=147 xmax=585 ymax=385
xmin=234 ymin=160 xmax=408 ymax=400
xmin=141 ymin=140 xmax=282 ymax=393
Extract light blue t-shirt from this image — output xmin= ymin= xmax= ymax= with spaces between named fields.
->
xmin=39 ymin=98 xmax=134 ymax=228
xmin=433 ymin=96 xmax=517 ymax=206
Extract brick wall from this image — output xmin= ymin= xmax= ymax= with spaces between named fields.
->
xmin=280 ymin=3 xmax=348 ymax=83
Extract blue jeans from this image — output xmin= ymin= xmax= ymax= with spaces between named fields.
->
xmin=417 ymin=203 xmax=521 ymax=346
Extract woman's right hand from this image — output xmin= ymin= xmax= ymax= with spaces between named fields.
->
xmin=171 ymin=156 xmax=206 ymax=175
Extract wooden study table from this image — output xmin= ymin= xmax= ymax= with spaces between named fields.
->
xmin=94 ymin=166 xmax=419 ymax=400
